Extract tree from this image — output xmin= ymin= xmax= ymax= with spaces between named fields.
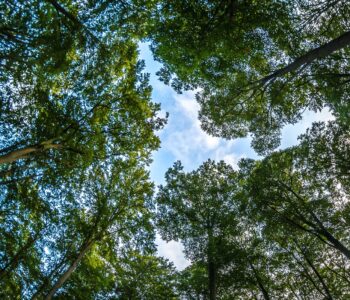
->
xmin=147 ymin=0 xmax=350 ymax=153
xmin=37 ymin=163 xmax=175 ymax=300
xmin=112 ymin=250 xmax=178 ymax=299
xmin=177 ymin=263 xmax=208 ymax=300
xmin=157 ymin=160 xmax=250 ymax=300
xmin=244 ymin=121 xmax=350 ymax=261
xmin=1 ymin=0 xmax=164 ymax=173
xmin=157 ymin=120 xmax=350 ymax=299
xmin=0 ymin=1 xmax=166 ymax=298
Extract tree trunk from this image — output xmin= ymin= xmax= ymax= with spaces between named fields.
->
xmin=276 ymin=182 xmax=350 ymax=261
xmin=207 ymin=230 xmax=217 ymax=300
xmin=45 ymin=0 xmax=81 ymax=27
xmin=45 ymin=0 xmax=100 ymax=44
xmin=318 ymin=227 xmax=350 ymax=260
xmin=208 ymin=260 xmax=217 ymax=300
xmin=44 ymin=237 xmax=95 ymax=300
xmin=248 ymin=261 xmax=270 ymax=300
xmin=292 ymin=252 xmax=326 ymax=298
xmin=308 ymin=210 xmax=350 ymax=260
xmin=259 ymin=30 xmax=350 ymax=85
xmin=31 ymin=252 xmax=70 ymax=300
xmin=303 ymin=252 xmax=333 ymax=300
xmin=0 ymin=142 xmax=62 ymax=165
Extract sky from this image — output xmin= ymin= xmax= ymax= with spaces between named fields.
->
xmin=138 ymin=43 xmax=334 ymax=271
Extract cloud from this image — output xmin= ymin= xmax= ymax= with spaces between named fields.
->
xmin=160 ymin=90 xmax=248 ymax=171
xmin=210 ymin=140 xmax=245 ymax=170
xmin=161 ymin=91 xmax=223 ymax=168
xmin=156 ymin=234 xmax=190 ymax=270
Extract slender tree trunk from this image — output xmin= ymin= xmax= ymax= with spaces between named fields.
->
xmin=288 ymin=282 xmax=300 ymax=300
xmin=0 ymin=143 xmax=62 ymax=165
xmin=259 ymin=30 xmax=350 ymax=85
xmin=307 ymin=211 xmax=350 ymax=260
xmin=319 ymin=227 xmax=350 ymax=259
xmin=303 ymin=253 xmax=333 ymax=300
xmin=45 ymin=0 xmax=81 ymax=27
xmin=208 ymin=259 xmax=217 ymax=300
xmin=45 ymin=0 xmax=100 ymax=44
xmin=207 ymin=231 xmax=217 ymax=300
xmin=292 ymin=252 xmax=327 ymax=298
xmin=248 ymin=261 xmax=270 ymax=300
xmin=31 ymin=252 xmax=70 ymax=300
xmin=276 ymin=182 xmax=350 ymax=260
xmin=300 ymin=266 xmax=325 ymax=297
xmin=44 ymin=237 xmax=95 ymax=300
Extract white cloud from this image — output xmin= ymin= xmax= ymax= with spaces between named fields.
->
xmin=156 ymin=234 xmax=190 ymax=270
xmin=162 ymin=91 xmax=222 ymax=167
xmin=210 ymin=141 xmax=245 ymax=170
xmin=174 ymin=91 xmax=220 ymax=150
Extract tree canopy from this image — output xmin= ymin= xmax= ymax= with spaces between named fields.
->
xmin=1 ymin=0 xmax=350 ymax=299
xmin=148 ymin=0 xmax=350 ymax=153
xmin=1 ymin=1 xmax=170 ymax=298
xmin=157 ymin=121 xmax=350 ymax=299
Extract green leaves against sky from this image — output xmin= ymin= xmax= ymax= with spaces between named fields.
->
xmin=1 ymin=0 xmax=350 ymax=299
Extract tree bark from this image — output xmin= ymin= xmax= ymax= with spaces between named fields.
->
xmin=259 ymin=30 xmax=350 ymax=85
xmin=207 ymin=230 xmax=217 ymax=300
xmin=31 ymin=252 xmax=70 ymax=300
xmin=292 ymin=252 xmax=326 ymax=298
xmin=45 ymin=0 xmax=100 ymax=44
xmin=45 ymin=0 xmax=81 ymax=27
xmin=44 ymin=237 xmax=95 ymax=300
xmin=0 ymin=142 xmax=62 ymax=165
xmin=318 ymin=227 xmax=350 ymax=260
xmin=277 ymin=182 xmax=350 ymax=260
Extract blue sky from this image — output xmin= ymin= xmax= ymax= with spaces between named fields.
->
xmin=139 ymin=43 xmax=334 ymax=270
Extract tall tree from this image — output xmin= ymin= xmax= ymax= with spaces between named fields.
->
xmin=0 ymin=1 xmax=165 ymax=298
xmin=147 ymin=0 xmax=350 ymax=153
xmin=157 ymin=160 xmax=251 ymax=300
xmin=244 ymin=121 xmax=350 ymax=261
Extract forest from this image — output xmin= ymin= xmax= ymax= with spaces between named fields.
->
xmin=1 ymin=0 xmax=350 ymax=299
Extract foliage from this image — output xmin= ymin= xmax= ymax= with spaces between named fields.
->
xmin=2 ymin=1 xmax=350 ymax=299
xmin=0 ymin=1 xmax=172 ymax=299
xmin=157 ymin=121 xmax=350 ymax=299
xmin=148 ymin=0 xmax=350 ymax=153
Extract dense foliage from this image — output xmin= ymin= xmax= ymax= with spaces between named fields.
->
xmin=1 ymin=0 xmax=350 ymax=299
xmin=148 ymin=0 xmax=350 ymax=154
xmin=0 ymin=1 xmax=171 ymax=299
xmin=157 ymin=122 xmax=350 ymax=299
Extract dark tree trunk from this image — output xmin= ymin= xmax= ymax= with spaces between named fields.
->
xmin=31 ymin=253 xmax=70 ymax=300
xmin=45 ymin=0 xmax=100 ymax=44
xmin=248 ymin=261 xmax=270 ymax=300
xmin=308 ymin=210 xmax=350 ymax=260
xmin=45 ymin=0 xmax=81 ymax=27
xmin=208 ymin=260 xmax=217 ymax=300
xmin=276 ymin=182 xmax=350 ymax=260
xmin=303 ymin=252 xmax=333 ymax=300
